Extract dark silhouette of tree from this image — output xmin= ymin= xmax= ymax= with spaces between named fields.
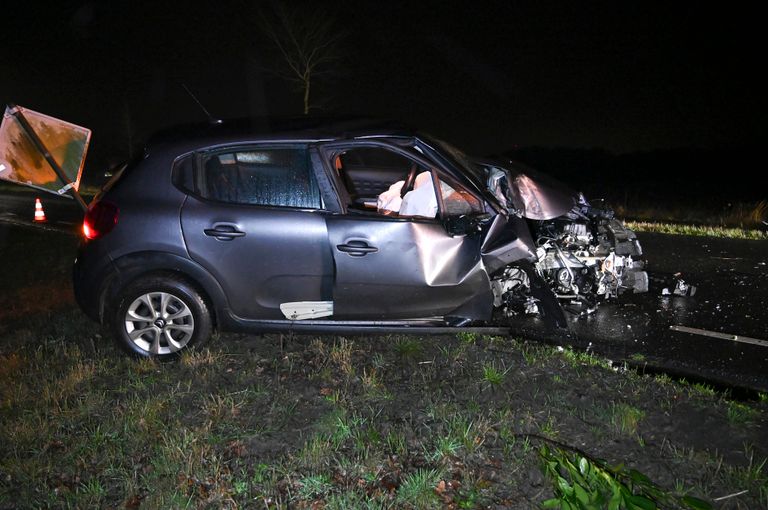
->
xmin=257 ymin=2 xmax=344 ymax=114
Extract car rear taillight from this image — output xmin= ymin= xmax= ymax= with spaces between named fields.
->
xmin=83 ymin=201 xmax=119 ymax=240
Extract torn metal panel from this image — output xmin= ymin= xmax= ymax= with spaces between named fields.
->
xmin=520 ymin=262 xmax=569 ymax=329
xmin=480 ymin=214 xmax=538 ymax=275
xmin=486 ymin=161 xmax=576 ymax=220
xmin=490 ymin=183 xmax=648 ymax=325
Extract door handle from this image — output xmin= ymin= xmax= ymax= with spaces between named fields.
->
xmin=337 ymin=240 xmax=378 ymax=256
xmin=204 ymin=225 xmax=246 ymax=241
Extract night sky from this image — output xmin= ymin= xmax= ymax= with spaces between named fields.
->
xmin=1 ymin=1 xmax=762 ymax=172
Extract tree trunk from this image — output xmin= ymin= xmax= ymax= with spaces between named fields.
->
xmin=303 ymin=77 xmax=311 ymax=115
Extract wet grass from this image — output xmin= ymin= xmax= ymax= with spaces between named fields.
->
xmin=1 ymin=316 xmax=767 ymax=508
xmin=0 ymin=227 xmax=78 ymax=325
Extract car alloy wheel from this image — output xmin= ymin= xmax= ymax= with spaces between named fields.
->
xmin=114 ymin=276 xmax=212 ymax=358
xmin=124 ymin=291 xmax=195 ymax=355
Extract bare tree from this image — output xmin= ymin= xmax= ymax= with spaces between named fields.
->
xmin=257 ymin=2 xmax=344 ymax=114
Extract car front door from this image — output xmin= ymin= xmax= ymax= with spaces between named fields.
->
xmin=322 ymin=142 xmax=492 ymax=320
xmin=326 ymin=216 xmax=489 ymax=319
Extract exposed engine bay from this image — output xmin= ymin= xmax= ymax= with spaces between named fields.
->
xmin=485 ymin=162 xmax=648 ymax=321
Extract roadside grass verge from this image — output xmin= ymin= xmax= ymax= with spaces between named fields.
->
xmin=610 ymin=199 xmax=768 ymax=239
xmin=0 ymin=227 xmax=78 ymax=327
xmin=1 ymin=313 xmax=766 ymax=508
xmin=626 ymin=221 xmax=768 ymax=240
xmin=615 ymin=200 xmax=767 ymax=231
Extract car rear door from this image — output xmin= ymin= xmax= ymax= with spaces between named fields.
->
xmin=178 ymin=145 xmax=334 ymax=320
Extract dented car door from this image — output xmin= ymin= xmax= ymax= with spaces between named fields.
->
xmin=326 ymin=215 xmax=492 ymax=320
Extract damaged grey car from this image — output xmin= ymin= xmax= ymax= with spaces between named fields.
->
xmin=73 ymin=118 xmax=648 ymax=358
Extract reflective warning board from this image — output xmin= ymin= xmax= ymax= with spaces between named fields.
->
xmin=0 ymin=106 xmax=91 ymax=196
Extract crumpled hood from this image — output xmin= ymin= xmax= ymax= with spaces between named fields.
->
xmin=486 ymin=161 xmax=577 ymax=220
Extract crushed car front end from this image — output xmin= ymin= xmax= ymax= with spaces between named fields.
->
xmin=482 ymin=159 xmax=649 ymax=321
xmin=418 ymin=135 xmax=648 ymax=325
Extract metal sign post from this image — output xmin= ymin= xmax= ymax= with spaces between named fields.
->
xmin=7 ymin=103 xmax=88 ymax=212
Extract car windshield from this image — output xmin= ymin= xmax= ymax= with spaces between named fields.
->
xmin=421 ymin=135 xmax=486 ymax=186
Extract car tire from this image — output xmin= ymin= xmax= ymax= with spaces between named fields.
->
xmin=112 ymin=275 xmax=212 ymax=358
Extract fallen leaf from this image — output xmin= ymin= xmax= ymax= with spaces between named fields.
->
xmin=124 ymin=495 xmax=142 ymax=509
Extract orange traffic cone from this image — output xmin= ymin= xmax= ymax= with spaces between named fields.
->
xmin=34 ymin=198 xmax=47 ymax=223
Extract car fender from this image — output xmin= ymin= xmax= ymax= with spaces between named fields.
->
xmin=106 ymin=251 xmax=232 ymax=328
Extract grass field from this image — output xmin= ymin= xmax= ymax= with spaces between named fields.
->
xmin=626 ymin=221 xmax=768 ymax=241
xmin=1 ymin=316 xmax=767 ymax=508
xmin=617 ymin=200 xmax=767 ymax=240
xmin=1 ymin=224 xmax=767 ymax=508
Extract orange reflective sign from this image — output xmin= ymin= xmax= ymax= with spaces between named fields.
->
xmin=0 ymin=106 xmax=91 ymax=195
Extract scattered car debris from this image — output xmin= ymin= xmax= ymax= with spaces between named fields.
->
xmin=661 ymin=272 xmax=697 ymax=297
xmin=670 ymin=325 xmax=768 ymax=348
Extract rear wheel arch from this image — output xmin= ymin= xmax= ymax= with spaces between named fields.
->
xmin=103 ymin=252 xmax=228 ymax=330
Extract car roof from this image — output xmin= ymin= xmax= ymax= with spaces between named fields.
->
xmin=146 ymin=116 xmax=416 ymax=154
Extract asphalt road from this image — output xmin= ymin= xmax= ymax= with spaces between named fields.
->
xmin=513 ymin=233 xmax=768 ymax=393
xmin=2 ymin=189 xmax=767 ymax=392
xmin=0 ymin=189 xmax=85 ymax=233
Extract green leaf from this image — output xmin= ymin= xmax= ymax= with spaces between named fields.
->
xmin=574 ymin=484 xmax=590 ymax=505
xmin=627 ymin=494 xmax=657 ymax=510
xmin=681 ymin=495 xmax=713 ymax=510
xmin=571 ymin=471 xmax=588 ymax=487
xmin=608 ymin=493 xmax=621 ymax=510
xmin=628 ymin=469 xmax=652 ymax=486
xmin=542 ymin=498 xmax=562 ymax=508
xmin=557 ymin=476 xmax=573 ymax=496
xmin=579 ymin=456 xmax=589 ymax=476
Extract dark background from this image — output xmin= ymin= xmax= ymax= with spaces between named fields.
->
xmin=1 ymin=1 xmax=763 ymax=205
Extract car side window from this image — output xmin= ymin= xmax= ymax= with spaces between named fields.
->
xmin=200 ymin=147 xmax=321 ymax=209
xmin=330 ymin=146 xmax=483 ymax=218
xmin=333 ymin=147 xmax=435 ymax=217
xmin=173 ymin=154 xmax=195 ymax=192
xmin=335 ymin=148 xmax=416 ymax=203
xmin=438 ymin=176 xmax=484 ymax=216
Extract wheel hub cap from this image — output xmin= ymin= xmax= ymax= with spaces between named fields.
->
xmin=124 ymin=291 xmax=195 ymax=355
